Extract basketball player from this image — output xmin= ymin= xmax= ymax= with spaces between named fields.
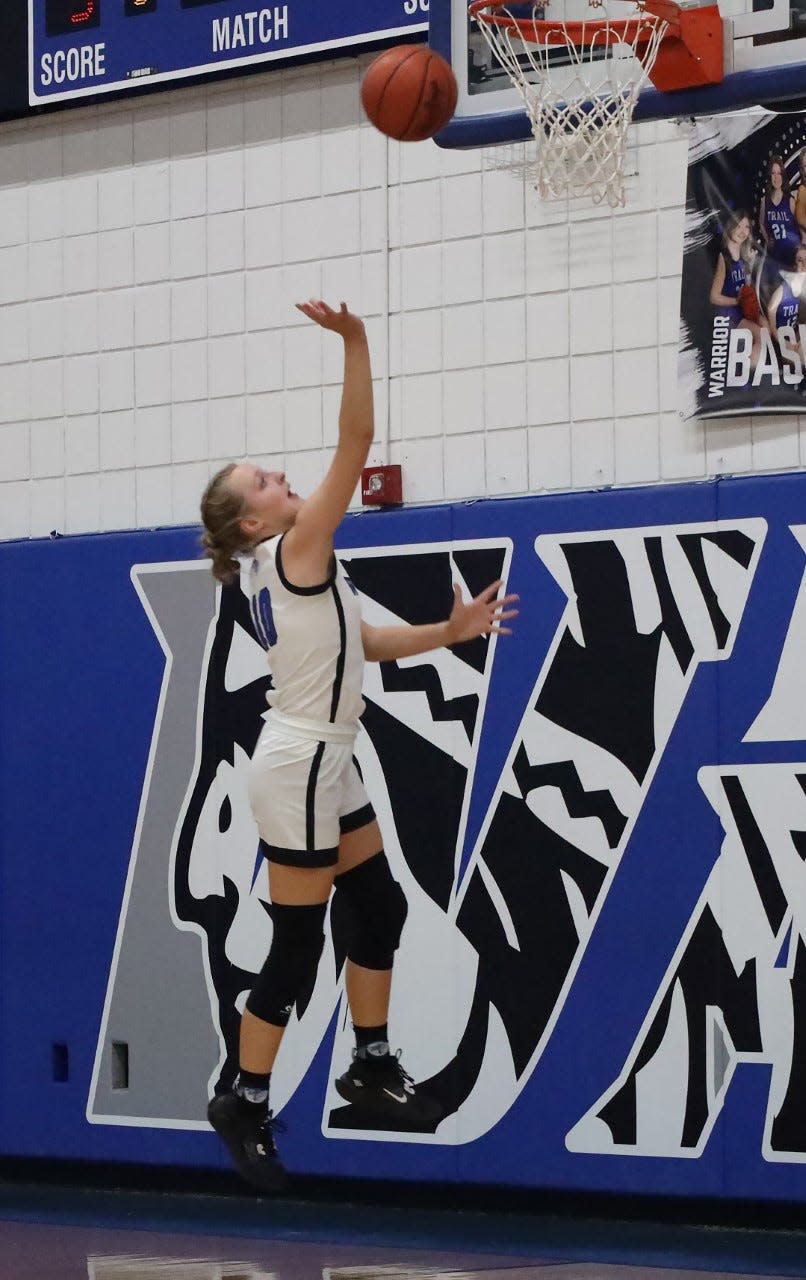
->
xmin=759 ymin=156 xmax=799 ymax=268
xmin=709 ymin=211 xmax=766 ymax=367
xmin=767 ymin=243 xmax=806 ymax=366
xmin=795 ymin=149 xmax=806 ymax=243
xmin=200 ymin=299 xmax=518 ymax=1192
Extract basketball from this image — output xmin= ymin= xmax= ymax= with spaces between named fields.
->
xmin=738 ymin=283 xmax=761 ymax=324
xmin=361 ymin=45 xmax=458 ymax=142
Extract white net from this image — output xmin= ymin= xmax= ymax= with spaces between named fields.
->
xmin=472 ymin=1 xmax=669 ymax=206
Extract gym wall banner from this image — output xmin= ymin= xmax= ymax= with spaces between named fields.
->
xmin=679 ymin=108 xmax=806 ymax=419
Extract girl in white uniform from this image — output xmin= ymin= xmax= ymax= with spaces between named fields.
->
xmin=200 ymin=300 xmax=517 ymax=1192
xmin=247 ymin=530 xmax=371 ymax=865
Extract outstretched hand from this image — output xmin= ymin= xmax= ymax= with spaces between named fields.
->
xmin=296 ymin=299 xmax=366 ymax=340
xmin=446 ymin=580 xmax=519 ymax=645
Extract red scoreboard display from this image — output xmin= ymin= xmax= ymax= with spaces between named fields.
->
xmin=45 ymin=2 xmax=100 ymax=35
xmin=31 ymin=1 xmax=428 ymax=105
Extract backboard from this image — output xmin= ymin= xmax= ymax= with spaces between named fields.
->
xmin=431 ymin=0 xmax=806 ymax=140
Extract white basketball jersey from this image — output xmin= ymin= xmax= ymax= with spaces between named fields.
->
xmin=248 ymin=533 xmax=365 ymax=726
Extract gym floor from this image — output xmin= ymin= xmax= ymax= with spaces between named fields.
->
xmin=1 ymin=1168 xmax=806 ymax=1280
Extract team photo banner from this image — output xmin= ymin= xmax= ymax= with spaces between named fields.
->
xmin=679 ymin=109 xmax=806 ymax=419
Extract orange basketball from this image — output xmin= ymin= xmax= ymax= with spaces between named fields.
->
xmin=361 ymin=45 xmax=458 ymax=142
xmin=738 ymin=283 xmax=761 ymax=324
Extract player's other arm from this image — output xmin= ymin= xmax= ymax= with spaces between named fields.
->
xmin=709 ymin=255 xmax=737 ymax=308
xmin=797 ymin=188 xmax=806 ymax=239
xmin=361 ymin=581 xmax=519 ymax=662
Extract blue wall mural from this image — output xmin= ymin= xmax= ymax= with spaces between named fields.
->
xmin=3 ymin=473 xmax=806 ymax=1199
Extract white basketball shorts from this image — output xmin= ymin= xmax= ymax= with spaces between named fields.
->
xmin=248 ymin=710 xmax=375 ymax=867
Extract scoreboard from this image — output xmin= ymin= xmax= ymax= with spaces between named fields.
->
xmin=29 ymin=0 xmax=428 ymax=105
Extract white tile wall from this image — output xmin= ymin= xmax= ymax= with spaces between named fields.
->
xmin=485 ymin=426 xmax=528 ymax=494
xmin=0 ymin=480 xmax=29 ymax=540
xmin=445 ymin=431 xmax=485 ymax=500
xmin=66 ymin=472 xmax=100 ymax=533
xmin=100 ymin=468 xmax=136 ymax=533
xmin=172 ymin=340 xmax=209 ymax=402
xmin=0 ymin=59 xmax=804 ymax=543
xmin=31 ymin=476 xmax=65 ymax=538
xmin=571 ymin=418 xmax=615 ymax=488
xmin=752 ymin=414 xmax=801 ymax=473
xmin=31 ymin=418 xmax=64 ymax=478
xmin=100 ymin=409 xmax=135 ymax=471
xmin=65 ymin=414 xmax=99 ymax=474
xmin=99 ymin=290 xmax=134 ymax=352
xmin=172 ymin=400 xmax=208 ymax=464
xmin=136 ymin=464 xmax=172 ymax=528
xmin=245 ymin=391 xmax=284 ymax=460
xmin=209 ymin=396 xmax=246 ymax=460
xmin=528 ymin=422 xmax=572 ymax=492
xmin=0 ymin=422 xmax=29 ymax=481
xmin=390 ymin=435 xmax=443 ymax=503
xmin=0 ymin=302 xmax=29 ymax=364
xmin=135 ymin=404 xmax=171 ymax=469
xmin=64 ymin=295 xmax=97 ymax=356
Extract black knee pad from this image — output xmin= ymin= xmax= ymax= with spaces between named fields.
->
xmin=245 ymin=901 xmax=327 ymax=1026
xmin=333 ymin=852 xmax=408 ymax=971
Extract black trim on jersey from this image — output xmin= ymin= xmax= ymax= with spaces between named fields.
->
xmin=276 ymin=533 xmax=337 ymax=596
xmin=306 ymin=740 xmax=326 ymax=850
xmin=259 ymin=838 xmax=339 ymax=868
xmin=340 ymin=803 xmax=376 ymax=835
xmin=329 ymin=583 xmax=347 ymax=722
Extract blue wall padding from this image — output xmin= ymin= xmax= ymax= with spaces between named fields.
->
xmin=1 ymin=476 xmax=806 ymax=1198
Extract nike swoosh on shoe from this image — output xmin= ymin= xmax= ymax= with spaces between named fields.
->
xmin=382 ymin=1088 xmax=409 ymax=1104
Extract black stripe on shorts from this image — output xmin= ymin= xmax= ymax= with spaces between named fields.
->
xmin=339 ymin=802 xmax=376 ymax=835
xmin=306 ymin=740 xmax=326 ymax=851
xmin=259 ymin=839 xmax=339 ymax=868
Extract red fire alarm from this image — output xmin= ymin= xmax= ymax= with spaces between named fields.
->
xmin=361 ymin=463 xmax=402 ymax=506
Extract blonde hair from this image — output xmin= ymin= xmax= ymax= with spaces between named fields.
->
xmin=200 ymin=463 xmax=249 ymax=585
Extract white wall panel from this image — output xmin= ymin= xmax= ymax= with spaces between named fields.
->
xmin=571 ymin=417 xmax=615 ymax=488
xmin=99 ymin=409 xmax=135 ymax=472
xmin=528 ymin=421 xmax=572 ymax=492
xmin=31 ymin=418 xmax=64 ymax=479
xmin=0 ymin=55 xmax=804 ymax=542
xmin=0 ymin=421 xmax=30 ymax=482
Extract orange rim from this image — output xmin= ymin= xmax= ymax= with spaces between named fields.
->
xmin=468 ymin=0 xmax=681 ymax=44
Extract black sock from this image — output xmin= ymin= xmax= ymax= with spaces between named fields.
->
xmin=235 ymin=1068 xmax=271 ymax=1108
xmin=354 ymin=1023 xmax=390 ymax=1061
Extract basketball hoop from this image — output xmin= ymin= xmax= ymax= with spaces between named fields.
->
xmin=469 ymin=0 xmax=723 ymax=207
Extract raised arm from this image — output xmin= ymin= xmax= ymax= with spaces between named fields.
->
xmin=361 ymin=580 xmax=519 ymax=663
xmin=282 ymin=300 xmax=374 ymax=586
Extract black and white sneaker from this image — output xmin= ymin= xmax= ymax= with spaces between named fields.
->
xmin=335 ymin=1049 xmax=443 ymax=1131
xmin=207 ymin=1092 xmax=287 ymax=1194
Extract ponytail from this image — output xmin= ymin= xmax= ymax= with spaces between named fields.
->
xmin=200 ymin=463 xmax=248 ymax=585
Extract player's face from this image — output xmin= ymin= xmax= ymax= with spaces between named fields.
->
xmin=731 ymin=217 xmax=750 ymax=244
xmin=796 ymin=248 xmax=806 ymax=273
xmin=771 ymin=163 xmax=783 ymax=189
xmin=229 ymin=462 xmax=302 ymax=541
